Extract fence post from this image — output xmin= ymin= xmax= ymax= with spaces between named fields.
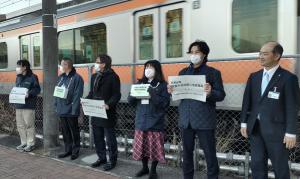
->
xmin=87 ymin=66 xmax=94 ymax=149
xmin=244 ymin=152 xmax=250 ymax=179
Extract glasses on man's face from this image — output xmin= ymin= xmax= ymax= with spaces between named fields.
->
xmin=259 ymin=51 xmax=273 ymax=57
xmin=188 ymin=51 xmax=201 ymax=55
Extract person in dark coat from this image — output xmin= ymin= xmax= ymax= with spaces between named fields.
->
xmin=86 ymin=54 xmax=121 ymax=171
xmin=128 ymin=60 xmax=170 ymax=179
xmin=55 ymin=57 xmax=84 ymax=160
xmin=240 ymin=42 xmax=300 ymax=179
xmin=168 ymin=41 xmax=226 ymax=179
xmin=14 ymin=59 xmax=41 ymax=152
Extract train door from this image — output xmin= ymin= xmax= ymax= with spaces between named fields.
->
xmin=134 ymin=2 xmax=188 ymax=63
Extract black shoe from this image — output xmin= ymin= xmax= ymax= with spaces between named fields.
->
xmin=70 ymin=153 xmax=79 ymax=160
xmin=149 ymin=172 xmax=158 ymax=179
xmin=135 ymin=168 xmax=149 ymax=177
xmin=103 ymin=161 xmax=117 ymax=171
xmin=91 ymin=159 xmax=107 ymax=168
xmin=57 ymin=152 xmax=71 ymax=158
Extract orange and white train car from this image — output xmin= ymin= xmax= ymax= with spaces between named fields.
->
xmin=0 ymin=0 xmax=299 ymax=110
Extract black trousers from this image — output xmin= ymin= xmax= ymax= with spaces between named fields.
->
xmin=92 ymin=125 xmax=118 ymax=162
xmin=250 ymin=121 xmax=290 ymax=179
xmin=182 ymin=128 xmax=219 ymax=179
xmin=60 ymin=117 xmax=80 ymax=155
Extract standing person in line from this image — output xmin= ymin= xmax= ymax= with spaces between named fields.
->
xmin=86 ymin=54 xmax=121 ymax=171
xmin=168 ymin=41 xmax=226 ymax=179
xmin=55 ymin=57 xmax=84 ymax=160
xmin=240 ymin=41 xmax=300 ymax=179
xmin=128 ymin=60 xmax=170 ymax=179
xmin=15 ymin=59 xmax=41 ymax=152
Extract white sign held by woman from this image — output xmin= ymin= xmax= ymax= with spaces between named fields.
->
xmin=168 ymin=75 xmax=206 ymax=102
xmin=81 ymin=98 xmax=107 ymax=119
xmin=9 ymin=87 xmax=28 ymax=104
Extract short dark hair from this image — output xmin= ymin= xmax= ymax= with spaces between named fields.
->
xmin=272 ymin=43 xmax=283 ymax=59
xmin=98 ymin=54 xmax=112 ymax=69
xmin=139 ymin=60 xmax=165 ymax=83
xmin=61 ymin=57 xmax=74 ymax=67
xmin=187 ymin=40 xmax=210 ymax=63
xmin=17 ymin=59 xmax=31 ymax=70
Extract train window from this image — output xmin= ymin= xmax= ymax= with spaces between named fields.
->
xmin=139 ymin=15 xmax=154 ymax=60
xmin=58 ymin=23 xmax=107 ymax=64
xmin=20 ymin=34 xmax=41 ymax=67
xmin=232 ymin=0 xmax=278 ymax=53
xmin=21 ymin=35 xmax=30 ymax=60
xmin=0 ymin=42 xmax=8 ymax=69
xmin=33 ymin=35 xmax=41 ymax=67
xmin=166 ymin=8 xmax=183 ymax=58
xmin=58 ymin=30 xmax=74 ymax=60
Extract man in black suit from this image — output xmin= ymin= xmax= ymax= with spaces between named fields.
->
xmin=240 ymin=41 xmax=299 ymax=179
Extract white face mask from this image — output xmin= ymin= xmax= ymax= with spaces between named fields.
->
xmin=59 ymin=66 xmax=65 ymax=73
xmin=16 ymin=67 xmax=22 ymax=74
xmin=94 ymin=63 xmax=100 ymax=72
xmin=145 ymin=68 xmax=155 ymax=79
xmin=190 ymin=54 xmax=204 ymax=65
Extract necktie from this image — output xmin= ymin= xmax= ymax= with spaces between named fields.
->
xmin=261 ymin=72 xmax=270 ymax=95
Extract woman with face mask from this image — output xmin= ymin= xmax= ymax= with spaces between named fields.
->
xmin=168 ymin=41 xmax=226 ymax=179
xmin=85 ymin=54 xmax=121 ymax=171
xmin=14 ymin=59 xmax=41 ymax=152
xmin=128 ymin=60 xmax=170 ymax=179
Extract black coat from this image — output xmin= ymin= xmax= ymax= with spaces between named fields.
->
xmin=240 ymin=66 xmax=300 ymax=141
xmin=128 ymin=80 xmax=170 ymax=132
xmin=86 ymin=69 xmax=121 ymax=128
xmin=178 ymin=63 xmax=226 ymax=129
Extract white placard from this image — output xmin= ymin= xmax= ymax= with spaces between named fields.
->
xmin=81 ymin=98 xmax=107 ymax=119
xmin=9 ymin=87 xmax=28 ymax=104
xmin=130 ymin=84 xmax=150 ymax=98
xmin=168 ymin=75 xmax=207 ymax=102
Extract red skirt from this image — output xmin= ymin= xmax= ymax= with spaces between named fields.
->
xmin=132 ymin=130 xmax=166 ymax=163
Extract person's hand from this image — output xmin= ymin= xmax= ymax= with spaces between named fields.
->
xmin=205 ymin=83 xmax=212 ymax=96
xmin=103 ymin=104 xmax=109 ymax=110
xmin=167 ymin=85 xmax=174 ymax=94
xmin=240 ymin=127 xmax=248 ymax=138
xmin=283 ymin=136 xmax=296 ymax=149
xmin=25 ymin=92 xmax=29 ymax=98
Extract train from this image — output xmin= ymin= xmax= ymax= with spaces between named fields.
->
xmin=0 ymin=0 xmax=299 ymax=110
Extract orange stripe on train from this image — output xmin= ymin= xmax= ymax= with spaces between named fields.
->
xmin=0 ymin=59 xmax=294 ymax=84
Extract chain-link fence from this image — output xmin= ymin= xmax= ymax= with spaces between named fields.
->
xmin=0 ymin=56 xmax=300 ymax=178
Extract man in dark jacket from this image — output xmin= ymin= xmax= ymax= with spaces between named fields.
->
xmin=54 ymin=57 xmax=84 ymax=160
xmin=86 ymin=54 xmax=121 ymax=171
xmin=169 ymin=41 xmax=226 ymax=179
xmin=14 ymin=59 xmax=41 ymax=152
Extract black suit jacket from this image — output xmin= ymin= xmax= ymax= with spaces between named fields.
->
xmin=241 ymin=66 xmax=300 ymax=141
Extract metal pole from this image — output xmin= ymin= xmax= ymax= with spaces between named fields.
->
xmin=42 ymin=0 xmax=59 ymax=154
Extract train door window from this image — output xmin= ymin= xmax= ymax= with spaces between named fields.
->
xmin=20 ymin=33 xmax=41 ymax=68
xmin=20 ymin=35 xmax=30 ymax=60
xmin=135 ymin=9 xmax=159 ymax=62
xmin=58 ymin=30 xmax=74 ymax=60
xmin=32 ymin=35 xmax=41 ymax=67
xmin=58 ymin=23 xmax=107 ymax=64
xmin=139 ymin=15 xmax=154 ymax=60
xmin=0 ymin=42 xmax=8 ymax=69
xmin=232 ymin=0 xmax=278 ymax=53
xmin=166 ymin=8 xmax=183 ymax=58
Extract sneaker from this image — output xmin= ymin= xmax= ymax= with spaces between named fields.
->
xmin=23 ymin=145 xmax=35 ymax=152
xmin=16 ymin=144 xmax=26 ymax=151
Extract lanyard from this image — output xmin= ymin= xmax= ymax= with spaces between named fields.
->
xmin=58 ymin=77 xmax=73 ymax=90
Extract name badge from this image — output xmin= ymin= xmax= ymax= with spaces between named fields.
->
xmin=53 ymin=86 xmax=69 ymax=99
xmin=268 ymin=91 xmax=280 ymax=99
xmin=141 ymin=99 xmax=149 ymax=104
